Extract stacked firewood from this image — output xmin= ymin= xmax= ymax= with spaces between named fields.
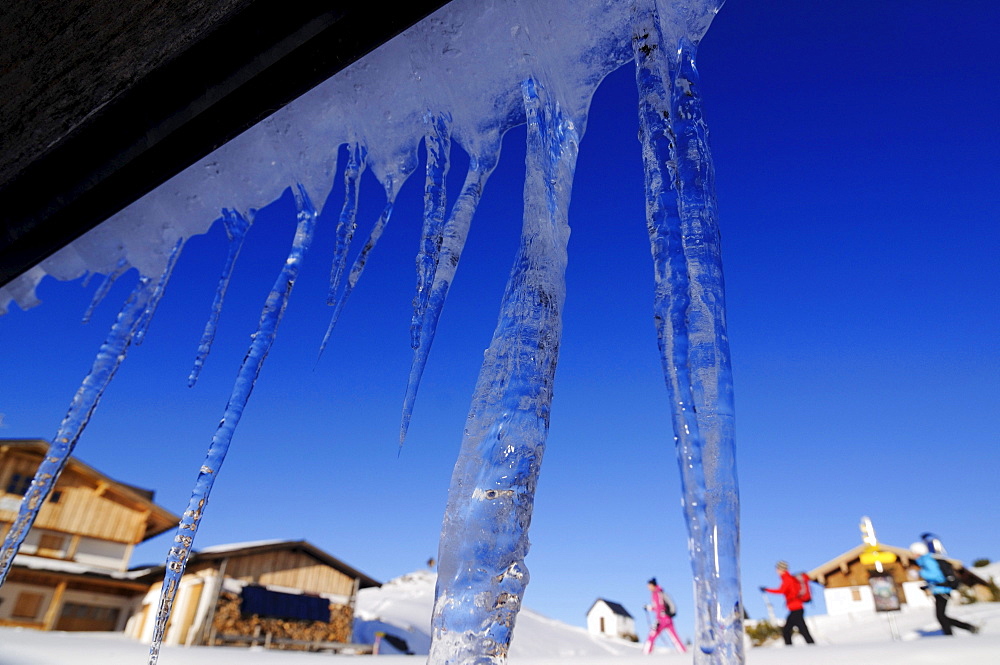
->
xmin=210 ymin=592 xmax=354 ymax=648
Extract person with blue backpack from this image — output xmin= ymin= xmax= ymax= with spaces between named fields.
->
xmin=910 ymin=541 xmax=979 ymax=636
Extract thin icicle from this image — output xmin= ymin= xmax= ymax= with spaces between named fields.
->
xmin=634 ymin=1 xmax=740 ymax=661
xmin=410 ymin=112 xmax=452 ymax=350
xmin=0 ymin=274 xmax=167 ymax=585
xmin=327 ymin=143 xmax=367 ymax=305
xmin=81 ymin=257 xmax=129 ymax=324
xmin=428 ymin=78 xmax=578 ymax=665
xmin=147 ymin=185 xmax=317 ymax=665
xmin=188 ymin=209 xmax=254 ymax=387
xmin=133 ymin=238 xmax=185 ymax=346
xmin=317 ymin=183 xmax=399 ymax=360
xmin=399 ymin=152 xmax=498 ymax=446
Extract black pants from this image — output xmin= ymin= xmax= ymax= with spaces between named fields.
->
xmin=935 ymin=593 xmax=976 ymax=635
xmin=783 ymin=609 xmax=815 ymax=645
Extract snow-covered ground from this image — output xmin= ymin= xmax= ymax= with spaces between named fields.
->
xmin=2 ymin=570 xmax=998 ymax=665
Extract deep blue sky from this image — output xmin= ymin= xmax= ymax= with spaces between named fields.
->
xmin=2 ymin=0 xmax=998 ymax=641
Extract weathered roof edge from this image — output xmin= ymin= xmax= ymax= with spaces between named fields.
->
xmin=0 ymin=438 xmax=180 ymax=540
xmin=187 ymin=539 xmax=381 ymax=588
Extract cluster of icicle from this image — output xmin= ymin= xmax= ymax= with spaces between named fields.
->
xmin=0 ymin=0 xmax=742 ymax=663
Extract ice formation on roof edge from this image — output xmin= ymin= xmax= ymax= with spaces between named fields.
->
xmin=2 ymin=0 xmax=739 ymax=663
xmin=1 ymin=0 xmax=643 ymax=314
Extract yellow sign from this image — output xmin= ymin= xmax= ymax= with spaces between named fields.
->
xmin=860 ymin=551 xmax=897 ymax=565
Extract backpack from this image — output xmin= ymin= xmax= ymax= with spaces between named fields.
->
xmin=660 ymin=590 xmax=677 ymax=617
xmin=795 ymin=573 xmax=812 ymax=603
xmin=936 ymin=558 xmax=961 ymax=589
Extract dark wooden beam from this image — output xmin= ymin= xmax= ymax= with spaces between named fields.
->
xmin=0 ymin=0 xmax=451 ymax=287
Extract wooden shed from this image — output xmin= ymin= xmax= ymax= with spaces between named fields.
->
xmin=129 ymin=539 xmax=380 ymax=651
xmin=0 ymin=438 xmax=179 ymax=631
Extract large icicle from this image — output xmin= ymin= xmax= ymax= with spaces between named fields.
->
xmin=0 ymin=271 xmax=171 ymax=584
xmin=428 ymin=79 xmax=577 ymax=665
xmin=399 ymin=149 xmax=499 ymax=446
xmin=188 ymin=209 xmax=254 ymax=387
xmin=634 ymin=0 xmax=741 ymax=661
xmin=147 ymin=186 xmax=317 ymax=665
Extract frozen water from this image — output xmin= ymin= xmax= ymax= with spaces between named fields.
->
xmin=428 ymin=75 xmax=578 ymax=664
xmin=188 ymin=209 xmax=253 ymax=386
xmin=0 ymin=0 xmax=739 ymax=663
xmin=0 ymin=268 xmax=173 ymax=583
xmin=148 ymin=186 xmax=317 ymax=665
xmin=634 ymin=1 xmax=740 ymax=662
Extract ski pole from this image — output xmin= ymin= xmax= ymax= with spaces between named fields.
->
xmin=761 ymin=590 xmax=776 ymax=624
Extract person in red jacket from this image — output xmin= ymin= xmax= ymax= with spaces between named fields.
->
xmin=760 ymin=561 xmax=815 ymax=645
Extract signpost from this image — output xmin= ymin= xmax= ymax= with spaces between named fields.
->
xmin=869 ymin=573 xmax=902 ymax=640
xmin=860 ymin=518 xmax=903 ymax=640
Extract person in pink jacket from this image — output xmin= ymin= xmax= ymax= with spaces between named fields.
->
xmin=643 ymin=577 xmax=686 ymax=654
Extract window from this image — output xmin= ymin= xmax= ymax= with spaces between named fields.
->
xmin=50 ymin=490 xmax=62 ymax=503
xmin=56 ymin=603 xmax=122 ymax=631
xmin=37 ymin=533 xmax=66 ymax=556
xmin=12 ymin=591 xmax=45 ymax=619
xmin=5 ymin=473 xmax=31 ymax=496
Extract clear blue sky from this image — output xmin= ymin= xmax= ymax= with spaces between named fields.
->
xmin=2 ymin=0 xmax=998 ymax=642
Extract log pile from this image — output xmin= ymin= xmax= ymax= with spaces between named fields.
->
xmin=209 ymin=591 xmax=354 ymax=649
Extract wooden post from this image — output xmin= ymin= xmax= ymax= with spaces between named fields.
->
xmin=203 ymin=557 xmax=228 ymax=646
xmin=65 ymin=534 xmax=82 ymax=560
xmin=42 ymin=580 xmax=68 ymax=630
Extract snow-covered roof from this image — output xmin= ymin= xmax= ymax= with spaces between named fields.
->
xmin=807 ymin=542 xmax=984 ymax=586
xmin=186 ymin=539 xmax=381 ymax=588
xmin=196 ymin=539 xmax=288 ymax=554
xmin=13 ymin=553 xmax=151 ymax=581
xmin=586 ymin=598 xmax=633 ymax=619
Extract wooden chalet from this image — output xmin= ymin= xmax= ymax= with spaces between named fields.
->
xmin=129 ymin=539 xmax=381 ymax=651
xmin=808 ymin=543 xmax=982 ymax=615
xmin=0 ymin=438 xmax=179 ymax=631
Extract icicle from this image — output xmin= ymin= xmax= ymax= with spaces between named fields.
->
xmin=133 ymin=238 xmax=185 ymax=346
xmin=671 ymin=34 xmax=741 ymax=663
xmin=327 ymin=143 xmax=367 ymax=305
xmin=188 ymin=209 xmax=254 ymax=387
xmin=0 ymin=275 xmax=164 ymax=584
xmin=634 ymin=1 xmax=741 ymax=662
xmin=81 ymin=257 xmax=129 ymax=324
xmin=317 ymin=184 xmax=398 ymax=360
xmin=428 ymin=79 xmax=577 ymax=665
xmin=410 ymin=112 xmax=452 ymax=350
xmin=147 ymin=185 xmax=317 ymax=665
xmin=399 ymin=151 xmax=498 ymax=446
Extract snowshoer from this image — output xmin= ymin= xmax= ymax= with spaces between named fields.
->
xmin=643 ymin=577 xmax=686 ymax=654
xmin=910 ymin=541 xmax=979 ymax=636
xmin=760 ymin=560 xmax=815 ymax=645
